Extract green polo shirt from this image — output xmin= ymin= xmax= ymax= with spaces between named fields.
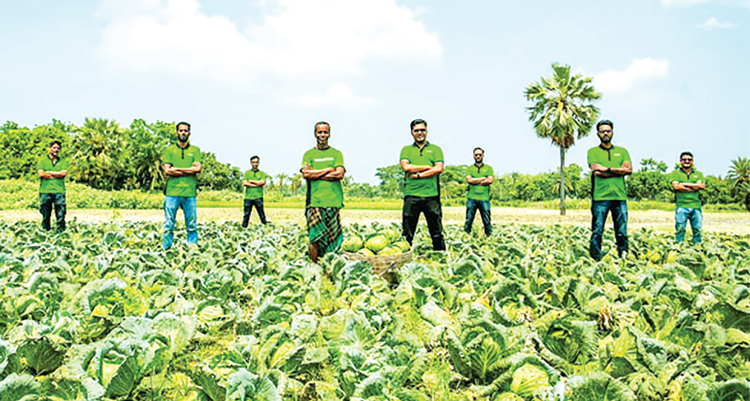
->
xmin=466 ymin=163 xmax=494 ymax=201
xmin=587 ymin=145 xmax=631 ymax=201
xmin=400 ymin=142 xmax=444 ymax=197
xmin=302 ymin=147 xmax=345 ymax=208
xmin=668 ymin=168 xmax=705 ymax=209
xmin=36 ymin=155 xmax=69 ymax=194
xmin=162 ymin=143 xmax=203 ymax=197
xmin=243 ymin=169 xmax=267 ymax=200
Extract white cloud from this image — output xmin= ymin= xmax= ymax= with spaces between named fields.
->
xmin=662 ymin=0 xmax=750 ymax=7
xmin=290 ymin=83 xmax=378 ymax=110
xmin=594 ymin=58 xmax=669 ymax=94
xmin=695 ymin=17 xmax=737 ymax=29
xmin=662 ymin=0 xmax=711 ymax=7
xmin=98 ymin=0 xmax=443 ymax=85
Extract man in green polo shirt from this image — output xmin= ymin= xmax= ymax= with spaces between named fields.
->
xmin=301 ymin=121 xmax=345 ymax=262
xmin=587 ymin=119 xmax=632 ymax=261
xmin=400 ymin=118 xmax=445 ymax=250
xmin=162 ymin=121 xmax=202 ymax=249
xmin=668 ymin=151 xmax=706 ymax=244
xmin=242 ymin=155 xmax=268 ymax=227
xmin=36 ymin=140 xmax=69 ymax=233
xmin=465 ymin=147 xmax=494 ymax=236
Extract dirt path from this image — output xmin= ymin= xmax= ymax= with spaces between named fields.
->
xmin=3 ymin=207 xmax=749 ymax=235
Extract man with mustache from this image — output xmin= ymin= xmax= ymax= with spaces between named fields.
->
xmin=588 ymin=119 xmax=632 ymax=261
xmin=162 ymin=121 xmax=202 ymax=249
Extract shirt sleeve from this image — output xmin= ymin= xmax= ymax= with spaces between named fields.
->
xmin=162 ymin=147 xmax=171 ymax=166
xmin=487 ymin=166 xmax=494 ymax=177
xmin=433 ymin=146 xmax=444 ymax=163
xmin=193 ymin=147 xmax=203 ymax=164
xmin=60 ymin=159 xmax=69 ymax=171
xmin=399 ymin=146 xmax=409 ymax=162
xmin=36 ymin=157 xmax=44 ymax=171
xmin=301 ymin=150 xmax=310 ymax=168
xmin=667 ymin=171 xmax=676 ymax=183
xmin=335 ymin=149 xmax=344 ymax=169
xmin=621 ymin=148 xmax=631 ymax=165
xmin=587 ymin=148 xmax=596 ymax=166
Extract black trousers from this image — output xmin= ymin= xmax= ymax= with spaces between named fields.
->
xmin=40 ymin=193 xmax=66 ymax=233
xmin=242 ymin=198 xmax=267 ymax=226
xmin=402 ymin=196 xmax=445 ymax=250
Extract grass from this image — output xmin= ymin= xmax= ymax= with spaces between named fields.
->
xmin=1 ymin=178 xmax=746 ymax=213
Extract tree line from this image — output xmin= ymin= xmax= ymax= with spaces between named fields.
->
xmin=1 ymin=119 xmax=748 ymax=209
xmin=0 ymin=118 xmax=241 ymax=193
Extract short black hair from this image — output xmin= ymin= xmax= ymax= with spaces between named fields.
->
xmin=50 ymin=140 xmax=62 ymax=147
xmin=596 ymin=119 xmax=614 ymax=130
xmin=410 ymin=119 xmax=427 ymax=130
xmin=314 ymin=121 xmax=330 ymax=132
xmin=176 ymin=121 xmax=191 ymax=130
xmin=250 ymin=155 xmax=260 ymax=161
xmin=680 ymin=151 xmax=693 ymax=159
xmin=473 ymin=147 xmax=484 ymax=154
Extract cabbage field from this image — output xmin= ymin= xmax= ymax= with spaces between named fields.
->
xmin=2 ymin=220 xmax=750 ymax=401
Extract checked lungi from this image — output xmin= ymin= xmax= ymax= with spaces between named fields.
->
xmin=306 ymin=207 xmax=344 ymax=255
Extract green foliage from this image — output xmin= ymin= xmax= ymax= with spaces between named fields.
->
xmin=0 ymin=119 xmax=244 ymax=193
xmin=1 ymin=215 xmax=750 ymax=400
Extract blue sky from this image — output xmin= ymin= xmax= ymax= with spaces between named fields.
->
xmin=1 ymin=0 xmax=748 ymax=184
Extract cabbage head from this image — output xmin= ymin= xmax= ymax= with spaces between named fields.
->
xmin=365 ymin=235 xmax=389 ymax=253
xmin=342 ymin=236 xmax=364 ymax=252
xmin=378 ymin=246 xmax=401 ymax=256
xmin=358 ymin=248 xmax=375 ymax=257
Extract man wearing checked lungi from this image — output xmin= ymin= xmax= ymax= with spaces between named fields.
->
xmin=301 ymin=121 xmax=346 ymax=263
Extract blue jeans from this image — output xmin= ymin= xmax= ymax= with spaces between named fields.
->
xmin=464 ymin=199 xmax=491 ymax=235
xmin=39 ymin=193 xmax=66 ymax=233
xmin=675 ymin=207 xmax=702 ymax=244
xmin=590 ymin=200 xmax=628 ymax=260
xmin=163 ymin=196 xmax=198 ymax=249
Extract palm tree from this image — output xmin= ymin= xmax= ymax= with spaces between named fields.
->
xmin=525 ymin=63 xmax=601 ymax=215
xmin=128 ymin=119 xmax=172 ymax=191
xmin=71 ymin=118 xmax=125 ymax=189
xmin=727 ymin=157 xmax=750 ymax=211
xmin=290 ymin=173 xmax=302 ymax=195
xmin=276 ymin=173 xmax=289 ymax=195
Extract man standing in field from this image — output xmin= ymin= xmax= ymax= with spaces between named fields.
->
xmin=162 ymin=121 xmax=202 ymax=250
xmin=587 ymin=119 xmax=632 ymax=261
xmin=37 ymin=140 xmax=68 ymax=233
xmin=242 ymin=155 xmax=268 ymax=227
xmin=464 ymin=147 xmax=494 ymax=236
xmin=301 ymin=121 xmax=345 ymax=263
xmin=400 ymin=118 xmax=445 ymax=250
xmin=669 ymin=151 xmax=706 ymax=244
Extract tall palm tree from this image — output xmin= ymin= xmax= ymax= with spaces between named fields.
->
xmin=525 ymin=63 xmax=601 ymax=215
xmin=727 ymin=157 xmax=750 ymax=211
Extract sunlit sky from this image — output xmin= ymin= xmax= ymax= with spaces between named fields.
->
xmin=1 ymin=0 xmax=748 ymax=183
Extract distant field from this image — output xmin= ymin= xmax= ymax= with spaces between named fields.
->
xmin=3 ymin=206 xmax=749 ymax=235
